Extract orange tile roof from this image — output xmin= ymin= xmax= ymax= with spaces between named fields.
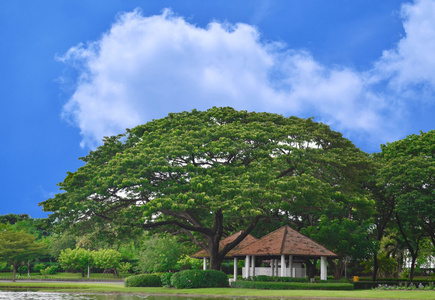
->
xmin=232 ymin=225 xmax=337 ymax=258
xmin=190 ymin=231 xmax=258 ymax=258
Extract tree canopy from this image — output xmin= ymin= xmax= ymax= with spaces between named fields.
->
xmin=41 ymin=107 xmax=372 ymax=269
xmin=376 ymin=130 xmax=435 ymax=280
xmin=0 ymin=228 xmax=46 ymax=281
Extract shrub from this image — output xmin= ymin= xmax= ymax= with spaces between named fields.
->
xmin=40 ymin=265 xmax=58 ymax=275
xmin=231 ymin=281 xmax=353 ymax=290
xmin=161 ymin=272 xmax=174 ymax=287
xmin=250 ymin=275 xmax=309 ymax=283
xmin=124 ymin=274 xmax=162 ymax=287
xmin=170 ymin=269 xmax=229 ymax=289
xmin=33 ymin=263 xmax=47 ymax=273
xmin=0 ymin=262 xmax=11 ymax=272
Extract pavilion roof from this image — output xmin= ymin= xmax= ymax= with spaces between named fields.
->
xmin=232 ymin=225 xmax=337 ymax=258
xmin=190 ymin=231 xmax=258 ymax=258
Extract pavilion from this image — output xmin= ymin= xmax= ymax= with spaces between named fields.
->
xmin=192 ymin=225 xmax=337 ymax=281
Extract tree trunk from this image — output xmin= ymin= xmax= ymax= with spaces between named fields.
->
xmin=372 ymin=253 xmax=379 ymax=281
xmin=305 ymin=259 xmax=317 ymax=279
xmin=81 ymin=267 xmax=85 ymax=277
xmin=27 ymin=260 xmax=31 ymax=277
xmin=409 ymin=254 xmax=417 ymax=281
xmin=12 ymin=263 xmax=17 ymax=282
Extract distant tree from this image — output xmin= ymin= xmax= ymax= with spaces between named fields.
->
xmin=366 ymin=157 xmax=396 ymax=281
xmin=93 ymin=249 xmax=122 ymax=277
xmin=0 ymin=228 xmax=46 ymax=281
xmin=136 ymin=234 xmax=190 ymax=273
xmin=303 ymin=216 xmax=375 ymax=279
xmin=58 ymin=248 xmax=94 ymax=278
xmin=0 ymin=213 xmax=30 ymax=225
xmin=377 ymin=130 xmax=435 ymax=280
xmin=41 ymin=107 xmax=373 ymax=270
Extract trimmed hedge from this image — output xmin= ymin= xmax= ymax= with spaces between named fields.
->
xmin=170 ymin=269 xmax=229 ymax=289
xmin=231 ymin=281 xmax=353 ymax=290
xmin=249 ymin=275 xmax=309 ymax=282
xmin=124 ymin=274 xmax=162 ymax=287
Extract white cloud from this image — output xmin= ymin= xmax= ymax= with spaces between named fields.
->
xmin=60 ymin=2 xmax=435 ymax=149
xmin=376 ymin=0 xmax=435 ymax=91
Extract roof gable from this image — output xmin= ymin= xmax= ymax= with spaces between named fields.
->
xmin=232 ymin=225 xmax=337 ymax=258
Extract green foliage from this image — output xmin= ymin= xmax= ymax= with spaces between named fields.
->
xmin=124 ymin=274 xmax=162 ymax=287
xmin=160 ymin=272 xmax=174 ymax=287
xmin=93 ymin=249 xmax=122 ymax=270
xmin=136 ymin=234 xmax=188 ymax=273
xmin=175 ymin=254 xmax=203 ymax=271
xmin=170 ymin=269 xmax=229 ymax=289
xmin=58 ymin=248 xmax=93 ymax=275
xmin=41 ymin=107 xmax=372 ymax=270
xmin=0 ymin=213 xmax=31 ymax=225
xmin=40 ymin=265 xmax=59 ymax=275
xmin=377 ymin=130 xmax=435 ymax=280
xmin=0 ymin=228 xmax=47 ymax=281
xmin=231 ymin=281 xmax=353 ymax=290
xmin=117 ymin=262 xmax=132 ymax=276
xmin=249 ymin=275 xmax=309 ymax=282
xmin=0 ymin=262 xmax=11 ymax=272
xmin=361 ymin=252 xmax=398 ymax=278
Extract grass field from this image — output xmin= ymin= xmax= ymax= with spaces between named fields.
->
xmin=0 ymin=281 xmax=434 ymax=299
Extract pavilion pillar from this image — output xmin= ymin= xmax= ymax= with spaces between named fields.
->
xmin=203 ymin=258 xmax=207 ymax=270
xmin=251 ymin=255 xmax=256 ymax=277
xmin=233 ymin=257 xmax=238 ymax=281
xmin=281 ymin=255 xmax=286 ymax=277
xmin=320 ymin=256 xmax=327 ymax=280
xmin=271 ymin=259 xmax=275 ymax=276
xmin=288 ymin=255 xmax=293 ymax=277
xmin=245 ymin=255 xmax=250 ymax=278
xmin=275 ymin=259 xmax=279 ymax=276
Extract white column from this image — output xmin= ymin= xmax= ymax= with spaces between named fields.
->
xmin=275 ymin=259 xmax=279 ymax=276
xmin=203 ymin=258 xmax=207 ymax=270
xmin=320 ymin=256 xmax=327 ymax=280
xmin=271 ymin=259 xmax=275 ymax=276
xmin=233 ymin=257 xmax=238 ymax=281
xmin=251 ymin=255 xmax=256 ymax=277
xmin=288 ymin=255 xmax=293 ymax=278
xmin=281 ymin=255 xmax=286 ymax=277
xmin=245 ymin=255 xmax=250 ymax=278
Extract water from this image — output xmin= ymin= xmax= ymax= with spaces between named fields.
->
xmin=0 ymin=291 xmax=148 ymax=300
xmin=0 ymin=291 xmax=316 ymax=300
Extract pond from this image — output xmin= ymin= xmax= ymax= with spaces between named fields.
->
xmin=0 ymin=292 xmax=300 ymax=300
xmin=0 ymin=292 xmax=208 ymax=300
xmin=0 ymin=292 xmax=318 ymax=300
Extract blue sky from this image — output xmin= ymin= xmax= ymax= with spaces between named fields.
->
xmin=1 ymin=0 xmax=434 ymax=218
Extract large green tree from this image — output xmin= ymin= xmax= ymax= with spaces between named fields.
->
xmin=41 ymin=107 xmax=372 ymax=269
xmin=377 ymin=130 xmax=435 ymax=280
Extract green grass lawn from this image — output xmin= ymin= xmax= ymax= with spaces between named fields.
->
xmin=0 ymin=281 xmax=434 ymax=299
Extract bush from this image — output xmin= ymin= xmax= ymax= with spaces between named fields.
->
xmin=0 ymin=262 xmax=11 ymax=272
xmin=40 ymin=265 xmax=58 ymax=275
xmin=250 ymin=275 xmax=309 ymax=283
xmin=170 ymin=269 xmax=229 ymax=289
xmin=125 ymin=274 xmax=162 ymax=287
xmin=231 ymin=281 xmax=353 ymax=290
xmin=33 ymin=263 xmax=47 ymax=273
xmin=161 ymin=272 xmax=173 ymax=287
